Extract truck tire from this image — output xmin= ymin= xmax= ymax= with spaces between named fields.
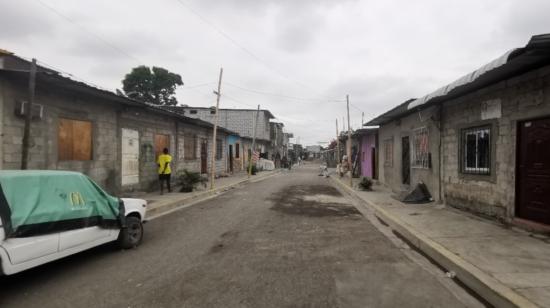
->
xmin=118 ymin=216 xmax=143 ymax=249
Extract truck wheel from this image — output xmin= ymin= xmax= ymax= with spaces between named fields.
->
xmin=119 ymin=216 xmax=143 ymax=249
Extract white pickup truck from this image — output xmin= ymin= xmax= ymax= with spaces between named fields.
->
xmin=0 ymin=171 xmax=147 ymax=275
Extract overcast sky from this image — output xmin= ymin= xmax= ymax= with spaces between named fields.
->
xmin=1 ymin=0 xmax=549 ymax=145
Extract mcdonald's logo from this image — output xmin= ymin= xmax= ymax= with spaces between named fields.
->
xmin=69 ymin=192 xmax=86 ymax=207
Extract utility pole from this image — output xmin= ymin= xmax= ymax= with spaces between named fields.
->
xmin=362 ymin=112 xmax=364 ymax=127
xmin=335 ymin=118 xmax=340 ymax=165
xmin=248 ymin=105 xmax=260 ymax=178
xmin=210 ymin=67 xmax=223 ymax=190
xmin=347 ymin=95 xmax=352 ymax=187
xmin=21 ymin=58 xmax=37 ymax=170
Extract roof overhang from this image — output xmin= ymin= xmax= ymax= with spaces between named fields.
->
xmin=0 ymin=67 xmax=239 ymax=136
xmin=365 ymin=33 xmax=550 ymax=126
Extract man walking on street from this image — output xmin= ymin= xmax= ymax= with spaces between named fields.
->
xmin=157 ymin=147 xmax=172 ymax=195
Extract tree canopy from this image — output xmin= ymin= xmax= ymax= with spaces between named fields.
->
xmin=122 ymin=66 xmax=183 ymax=106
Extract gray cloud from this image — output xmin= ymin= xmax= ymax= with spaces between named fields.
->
xmin=1 ymin=0 xmax=549 ymax=145
xmin=0 ymin=0 xmax=57 ymax=39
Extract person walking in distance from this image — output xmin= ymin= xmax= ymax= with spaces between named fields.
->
xmin=157 ymin=148 xmax=172 ymax=195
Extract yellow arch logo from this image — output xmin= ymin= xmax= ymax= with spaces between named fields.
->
xmin=70 ymin=192 xmax=86 ymax=207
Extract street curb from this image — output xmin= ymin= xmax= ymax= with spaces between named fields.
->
xmin=146 ymin=170 xmax=281 ymax=220
xmin=330 ymin=176 xmax=539 ymax=308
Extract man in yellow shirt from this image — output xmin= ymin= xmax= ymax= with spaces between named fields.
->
xmin=157 ymin=148 xmax=172 ymax=194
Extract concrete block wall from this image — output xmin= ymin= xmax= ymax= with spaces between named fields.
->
xmin=377 ymin=105 xmax=441 ymax=201
xmin=1 ymin=77 xmax=230 ymax=194
xmin=181 ymin=108 xmax=272 ymax=141
xmin=0 ymin=78 xmax=119 ymax=192
xmin=441 ymin=65 xmax=550 ymax=220
xmin=119 ymin=110 xmax=228 ymax=192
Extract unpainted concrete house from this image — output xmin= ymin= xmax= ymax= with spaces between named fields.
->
xmin=0 ymin=51 xmax=232 ymax=193
xmin=366 ymin=34 xmax=550 ymax=228
xmin=166 ymin=106 xmax=281 ymax=164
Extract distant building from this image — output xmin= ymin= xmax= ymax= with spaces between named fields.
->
xmin=305 ymin=145 xmax=322 ymax=159
xmin=165 ymin=106 xmax=289 ymax=163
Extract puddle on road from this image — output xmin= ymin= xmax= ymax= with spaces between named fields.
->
xmin=269 ymin=185 xmax=362 ymax=218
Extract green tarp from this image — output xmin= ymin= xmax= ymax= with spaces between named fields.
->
xmin=0 ymin=170 xmax=123 ymax=238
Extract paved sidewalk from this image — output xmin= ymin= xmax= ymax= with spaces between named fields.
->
xmin=127 ymin=170 xmax=281 ymax=219
xmin=331 ymin=175 xmax=550 ymax=308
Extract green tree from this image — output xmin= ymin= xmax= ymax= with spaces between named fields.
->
xmin=122 ymin=66 xmax=183 ymax=106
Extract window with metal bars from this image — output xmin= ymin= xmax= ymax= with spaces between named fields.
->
xmin=412 ymin=127 xmax=430 ymax=168
xmin=461 ymin=126 xmax=491 ymax=175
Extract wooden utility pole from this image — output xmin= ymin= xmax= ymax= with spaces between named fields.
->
xmin=21 ymin=58 xmax=37 ymax=170
xmin=347 ymin=95 xmax=353 ymax=187
xmin=210 ymin=67 xmax=223 ymax=190
xmin=248 ymin=105 xmax=260 ymax=178
xmin=335 ymin=118 xmax=340 ymax=165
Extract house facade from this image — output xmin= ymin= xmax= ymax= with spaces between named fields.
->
xmin=366 ymin=34 xmax=550 ymax=227
xmin=0 ymin=51 xmax=231 ymax=194
xmin=166 ymin=106 xmax=277 ymax=159
xmin=355 ymin=128 xmax=378 ymax=179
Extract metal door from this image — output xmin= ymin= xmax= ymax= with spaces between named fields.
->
xmin=402 ymin=136 xmax=410 ymax=185
xmin=229 ymin=144 xmax=234 ymax=172
xmin=121 ymin=128 xmax=139 ymax=186
xmin=200 ymin=139 xmax=208 ymax=174
xmin=517 ymin=117 xmax=550 ymax=225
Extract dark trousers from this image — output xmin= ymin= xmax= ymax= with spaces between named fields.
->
xmin=159 ymin=174 xmax=171 ymax=193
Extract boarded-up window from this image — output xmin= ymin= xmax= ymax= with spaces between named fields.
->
xmin=58 ymin=118 xmax=92 ymax=161
xmin=154 ymin=134 xmax=170 ymax=158
xmin=235 ymin=143 xmax=240 ymax=158
xmin=184 ymin=135 xmax=197 ymax=159
xmin=216 ymin=138 xmax=223 ymax=160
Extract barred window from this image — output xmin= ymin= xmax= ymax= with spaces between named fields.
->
xmin=216 ymin=138 xmax=223 ymax=160
xmin=235 ymin=143 xmax=240 ymax=158
xmin=384 ymin=139 xmax=393 ymax=167
xmin=461 ymin=126 xmax=491 ymax=175
xmin=412 ymin=127 xmax=430 ymax=168
xmin=184 ymin=135 xmax=197 ymax=159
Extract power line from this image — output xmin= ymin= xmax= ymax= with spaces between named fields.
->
xmin=222 ymin=93 xmax=256 ymax=108
xmin=184 ymin=82 xmax=216 ymax=89
xmin=33 ymin=0 xmax=143 ymax=65
xmin=173 ymin=0 xmax=293 ymax=81
xmin=225 ymin=82 xmax=345 ymax=103
xmin=171 ymin=0 xmax=338 ymax=99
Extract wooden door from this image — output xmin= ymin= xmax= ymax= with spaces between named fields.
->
xmin=200 ymin=139 xmax=208 ymax=174
xmin=228 ymin=145 xmax=234 ymax=172
xmin=402 ymin=136 xmax=410 ymax=185
xmin=517 ymin=118 xmax=550 ymax=225
xmin=154 ymin=134 xmax=169 ymax=158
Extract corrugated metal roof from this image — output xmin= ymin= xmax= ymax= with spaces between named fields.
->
xmin=365 ymin=33 xmax=550 ymax=126
xmin=0 ymin=66 xmax=239 ymax=136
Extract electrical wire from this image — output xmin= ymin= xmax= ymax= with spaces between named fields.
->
xmin=224 ymin=82 xmax=345 ymax=103
xmin=33 ymin=0 xmax=143 ymax=65
xmin=32 ymin=0 xmax=366 ymax=119
xmin=171 ymin=0 xmax=343 ymax=101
